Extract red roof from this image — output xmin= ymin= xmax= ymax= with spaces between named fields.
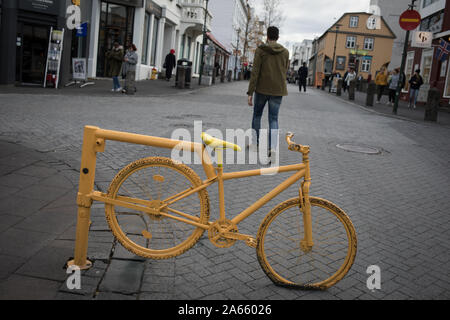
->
xmin=206 ymin=32 xmax=231 ymax=55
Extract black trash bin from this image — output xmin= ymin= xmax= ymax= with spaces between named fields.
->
xmin=175 ymin=59 xmax=192 ymax=89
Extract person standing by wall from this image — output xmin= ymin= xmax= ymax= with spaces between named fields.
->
xmin=408 ymin=69 xmax=424 ymax=109
xmin=122 ymin=44 xmax=138 ymax=95
xmin=375 ymin=66 xmax=388 ymax=103
xmin=164 ymin=49 xmax=176 ymax=81
xmin=106 ymin=42 xmax=124 ymax=92
xmin=298 ymin=62 xmax=308 ymax=92
xmin=247 ymin=26 xmax=290 ymax=163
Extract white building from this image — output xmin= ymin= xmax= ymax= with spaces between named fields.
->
xmin=290 ymin=39 xmax=313 ymax=72
xmin=85 ymin=0 xmax=211 ymax=80
xmin=209 ymin=0 xmax=249 ymax=76
xmin=369 ymin=0 xmax=410 ymax=69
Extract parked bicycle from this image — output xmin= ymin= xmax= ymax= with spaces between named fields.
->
xmin=69 ymin=126 xmax=357 ymax=290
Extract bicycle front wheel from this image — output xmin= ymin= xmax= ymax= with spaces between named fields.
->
xmin=105 ymin=157 xmax=210 ymax=259
xmin=256 ymin=197 xmax=357 ymax=290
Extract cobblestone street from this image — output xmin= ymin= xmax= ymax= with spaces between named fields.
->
xmin=1 ymin=81 xmax=450 ymax=300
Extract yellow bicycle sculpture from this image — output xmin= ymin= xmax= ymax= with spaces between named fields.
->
xmin=68 ymin=126 xmax=357 ymax=290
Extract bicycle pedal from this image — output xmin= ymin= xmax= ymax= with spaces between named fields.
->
xmin=245 ymin=237 xmax=257 ymax=248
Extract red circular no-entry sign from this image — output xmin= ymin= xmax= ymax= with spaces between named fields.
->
xmin=399 ymin=10 xmax=421 ymax=31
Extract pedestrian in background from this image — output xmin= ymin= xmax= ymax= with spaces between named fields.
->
xmin=164 ymin=49 xmax=176 ymax=81
xmin=298 ymin=62 xmax=308 ymax=92
xmin=408 ymin=69 xmax=424 ymax=109
xmin=344 ymin=68 xmax=356 ymax=88
xmin=106 ymin=41 xmax=124 ymax=92
xmin=247 ymin=26 xmax=290 ymax=163
xmin=375 ymin=66 xmax=388 ymax=103
xmin=122 ymin=44 xmax=138 ymax=95
xmin=343 ymin=68 xmax=350 ymax=92
xmin=387 ymin=68 xmax=400 ymax=106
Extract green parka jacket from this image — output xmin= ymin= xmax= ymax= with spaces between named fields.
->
xmin=247 ymin=42 xmax=290 ymax=97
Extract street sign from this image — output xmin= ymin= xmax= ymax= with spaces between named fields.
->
xmin=76 ymin=22 xmax=88 ymax=37
xmin=411 ymin=31 xmax=432 ymax=48
xmin=399 ymin=10 xmax=421 ymax=31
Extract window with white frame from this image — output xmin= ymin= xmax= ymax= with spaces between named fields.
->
xmin=421 ymin=48 xmax=434 ymax=84
xmin=404 ymin=51 xmax=415 ymax=92
xmin=364 ymin=38 xmax=374 ymax=50
xmin=346 ymin=36 xmax=356 ymax=48
xmin=361 ymin=57 xmax=372 ymax=73
xmin=349 ymin=16 xmax=359 ymax=28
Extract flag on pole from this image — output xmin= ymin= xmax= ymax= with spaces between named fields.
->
xmin=435 ymin=39 xmax=450 ymax=62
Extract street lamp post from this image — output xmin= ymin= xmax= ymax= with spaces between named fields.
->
xmin=198 ymin=0 xmax=210 ymax=86
xmin=330 ymin=24 xmax=342 ymax=92
xmin=234 ymin=28 xmax=241 ymax=81
xmin=394 ymin=0 xmax=417 ymax=114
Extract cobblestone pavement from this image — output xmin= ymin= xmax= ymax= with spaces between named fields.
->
xmin=1 ymin=81 xmax=450 ymax=300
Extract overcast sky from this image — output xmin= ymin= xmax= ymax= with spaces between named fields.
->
xmin=252 ymin=0 xmax=371 ymax=48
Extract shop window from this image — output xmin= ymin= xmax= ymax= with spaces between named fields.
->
xmin=96 ymin=2 xmax=135 ymax=77
xmin=403 ymin=51 xmax=415 ymax=92
xmin=444 ymin=61 xmax=450 ymax=98
xmin=421 ymin=49 xmax=433 ymax=84
xmin=150 ymin=17 xmax=159 ymax=66
xmin=142 ymin=13 xmax=151 ymax=64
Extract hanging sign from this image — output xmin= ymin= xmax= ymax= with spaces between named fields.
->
xmin=411 ymin=31 xmax=432 ymax=48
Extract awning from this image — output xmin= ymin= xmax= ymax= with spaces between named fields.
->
xmin=206 ymin=32 xmax=231 ymax=55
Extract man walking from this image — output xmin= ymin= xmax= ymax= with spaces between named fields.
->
xmin=164 ymin=49 xmax=176 ymax=81
xmin=298 ymin=62 xmax=308 ymax=92
xmin=247 ymin=26 xmax=290 ymax=163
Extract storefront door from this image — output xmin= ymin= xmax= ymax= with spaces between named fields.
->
xmin=96 ymin=2 xmax=134 ymax=77
xmin=16 ymin=23 xmax=49 ymax=85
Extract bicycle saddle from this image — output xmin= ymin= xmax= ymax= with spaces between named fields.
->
xmin=201 ymin=132 xmax=242 ymax=151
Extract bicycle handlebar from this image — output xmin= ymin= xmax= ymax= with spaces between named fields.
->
xmin=285 ymin=132 xmax=310 ymax=154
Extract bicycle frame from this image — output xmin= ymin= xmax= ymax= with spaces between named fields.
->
xmin=68 ymin=126 xmax=313 ymax=270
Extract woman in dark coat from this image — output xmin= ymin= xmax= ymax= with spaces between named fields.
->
xmin=164 ymin=49 xmax=176 ymax=81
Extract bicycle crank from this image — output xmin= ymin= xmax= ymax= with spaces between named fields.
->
xmin=208 ymin=220 xmax=238 ymax=248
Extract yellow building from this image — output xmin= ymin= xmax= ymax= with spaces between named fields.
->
xmin=314 ymin=12 xmax=396 ymax=83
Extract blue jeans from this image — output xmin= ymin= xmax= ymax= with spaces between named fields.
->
xmin=113 ymin=76 xmax=121 ymax=90
xmin=409 ymin=88 xmax=419 ymax=106
xmin=252 ymin=93 xmax=282 ymax=150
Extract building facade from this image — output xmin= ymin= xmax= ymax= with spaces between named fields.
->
xmin=209 ymin=0 xmax=249 ymax=77
xmin=313 ymin=12 xmax=396 ymax=86
xmin=403 ymin=0 xmax=450 ymax=105
xmin=0 ymin=0 xmax=216 ymax=86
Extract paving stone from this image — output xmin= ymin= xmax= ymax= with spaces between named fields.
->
xmin=0 ymin=274 xmax=60 ymax=300
xmin=0 ymin=254 xmax=26 ymax=280
xmin=15 ymin=246 xmax=73 ymax=282
xmin=98 ymin=259 xmax=145 ymax=294
xmin=0 ymin=173 xmax=41 ymax=189
xmin=0 ymin=228 xmax=54 ymax=258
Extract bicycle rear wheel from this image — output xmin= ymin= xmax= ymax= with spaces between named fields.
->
xmin=105 ymin=157 xmax=210 ymax=259
xmin=256 ymin=197 xmax=357 ymax=290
